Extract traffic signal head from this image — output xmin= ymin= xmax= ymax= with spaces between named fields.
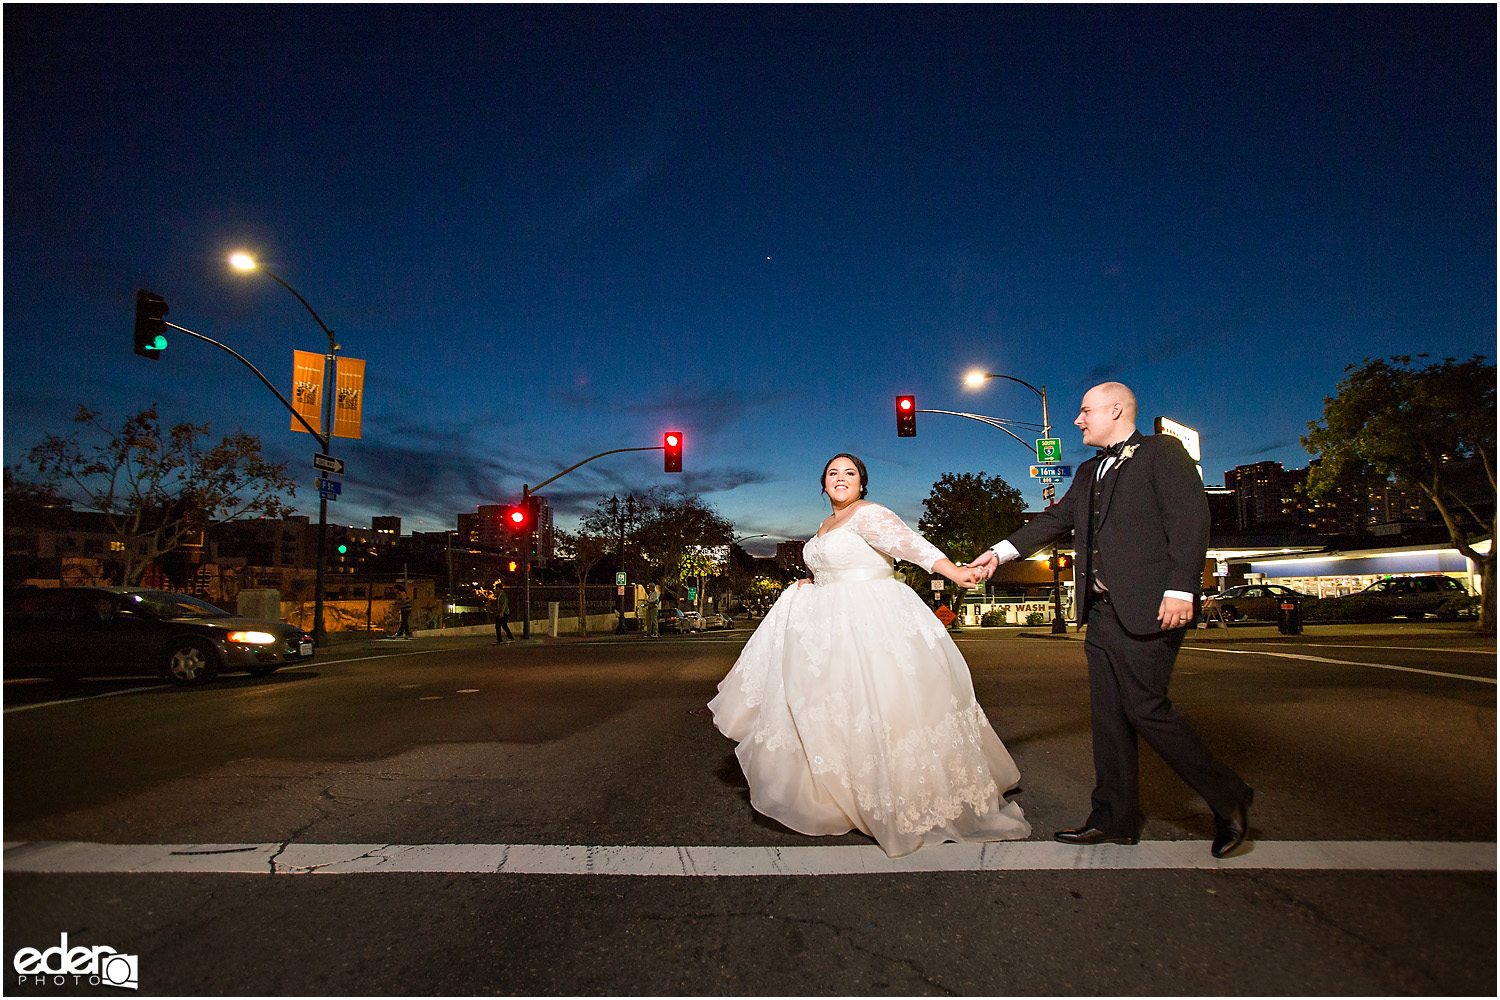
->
xmin=133 ymin=289 xmax=169 ymax=360
xmin=504 ymin=504 xmax=531 ymax=534
xmin=896 ymin=396 xmax=916 ymax=437
xmin=663 ymin=431 xmax=683 ymax=473
xmin=337 ymin=543 xmax=348 ymax=555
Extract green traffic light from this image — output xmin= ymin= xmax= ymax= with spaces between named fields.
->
xmin=337 ymin=544 xmax=348 ymax=554
xmin=150 ymin=335 xmax=167 ymax=350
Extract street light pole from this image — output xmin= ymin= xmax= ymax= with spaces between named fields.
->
xmin=231 ymin=254 xmax=340 ymax=647
xmin=965 ymin=370 xmax=1069 ymax=634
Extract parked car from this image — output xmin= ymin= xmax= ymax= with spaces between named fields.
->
xmin=1203 ymin=584 xmax=1316 ymax=622
xmin=681 ymin=611 xmax=705 ymax=631
xmin=702 ymin=612 xmax=734 ymax=631
xmin=1311 ymin=575 xmax=1471 ymax=621
xmin=3 ymin=586 xmax=315 ymax=686
xmin=657 ymin=607 xmax=686 ymax=634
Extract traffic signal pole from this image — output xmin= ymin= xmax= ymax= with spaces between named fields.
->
xmin=906 ymin=378 xmax=1071 ymax=633
xmin=150 ymin=281 xmax=340 ymax=645
xmin=512 ymin=440 xmax=682 ymax=638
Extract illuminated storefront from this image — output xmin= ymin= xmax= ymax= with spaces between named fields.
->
xmin=1239 ymin=539 xmax=1490 ymax=598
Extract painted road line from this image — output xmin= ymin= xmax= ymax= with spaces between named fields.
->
xmin=1291 ymin=644 xmax=1496 ymax=655
xmin=4 ymin=840 xmax=1492 ymax=876
xmin=1 ymin=683 xmax=172 ymax=714
xmin=1187 ymin=646 xmax=1497 ymax=684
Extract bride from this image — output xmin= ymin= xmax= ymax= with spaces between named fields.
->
xmin=709 ymin=453 xmax=1031 ymax=858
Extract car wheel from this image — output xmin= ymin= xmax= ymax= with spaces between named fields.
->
xmin=1220 ymin=606 xmax=1238 ymax=622
xmin=163 ymin=639 xmax=221 ymax=686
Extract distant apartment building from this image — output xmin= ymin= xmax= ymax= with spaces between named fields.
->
xmin=776 ymin=539 xmax=806 ymax=573
xmin=1219 ymin=461 xmax=1429 ymax=535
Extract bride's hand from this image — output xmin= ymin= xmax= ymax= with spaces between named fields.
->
xmin=949 ymin=566 xmax=983 ymax=590
xmin=794 ymin=577 xmax=814 ymax=588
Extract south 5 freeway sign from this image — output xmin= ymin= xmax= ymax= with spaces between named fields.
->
xmin=1029 ymin=464 xmax=1072 ymax=478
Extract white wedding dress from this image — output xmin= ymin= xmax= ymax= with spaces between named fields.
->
xmin=709 ymin=503 xmax=1030 ymax=858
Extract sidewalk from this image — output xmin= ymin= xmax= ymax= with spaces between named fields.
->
xmin=1010 ymin=620 xmax=1494 ymax=644
xmin=307 ymin=625 xmax=663 ymax=662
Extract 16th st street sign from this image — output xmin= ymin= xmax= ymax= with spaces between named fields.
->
xmin=1029 ymin=464 xmax=1072 ymax=479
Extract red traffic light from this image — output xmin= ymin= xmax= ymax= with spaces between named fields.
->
xmin=896 ymin=396 xmax=916 ymax=437
xmin=503 ymin=502 xmax=533 ymax=534
xmin=664 ymin=430 xmax=683 ymax=473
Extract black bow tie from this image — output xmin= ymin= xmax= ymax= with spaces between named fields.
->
xmin=1096 ymin=441 xmax=1127 ymax=459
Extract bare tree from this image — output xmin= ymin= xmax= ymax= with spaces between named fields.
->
xmin=20 ymin=404 xmax=298 ymax=585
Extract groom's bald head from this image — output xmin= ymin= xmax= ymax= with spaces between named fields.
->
xmin=1076 ymin=382 xmax=1138 ymax=447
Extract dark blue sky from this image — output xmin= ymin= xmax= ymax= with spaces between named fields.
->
xmin=5 ymin=6 xmax=1494 ymax=554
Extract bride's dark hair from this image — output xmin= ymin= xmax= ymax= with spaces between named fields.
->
xmin=821 ymin=453 xmax=869 ymax=499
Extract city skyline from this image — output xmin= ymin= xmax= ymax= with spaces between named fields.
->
xmin=5 ymin=6 xmax=1493 ymax=557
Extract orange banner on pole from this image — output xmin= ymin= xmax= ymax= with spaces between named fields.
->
xmin=333 ymin=356 xmax=365 ymax=440
xmin=291 ymin=350 xmax=325 ymax=435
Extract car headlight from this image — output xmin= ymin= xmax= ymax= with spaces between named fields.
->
xmin=226 ymin=630 xmax=279 ymax=645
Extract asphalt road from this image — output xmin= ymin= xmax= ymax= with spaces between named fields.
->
xmin=4 ymin=622 xmax=1495 ymax=995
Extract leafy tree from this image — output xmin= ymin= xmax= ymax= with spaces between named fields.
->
xmin=1303 ymin=355 xmax=1495 ymax=632
xmin=917 ymin=471 xmax=1028 ymax=566
xmin=553 ymin=528 xmax=613 ymax=634
xmin=581 ymin=487 xmax=733 ymax=586
xmin=580 ymin=492 xmax=653 ymax=583
xmin=636 ymin=487 xmax=734 ymax=587
xmin=19 ymin=404 xmax=298 ymax=585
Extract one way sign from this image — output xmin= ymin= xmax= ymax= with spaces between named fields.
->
xmin=313 ymin=453 xmax=345 ymax=475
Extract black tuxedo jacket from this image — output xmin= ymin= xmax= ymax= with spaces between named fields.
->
xmin=1005 ymin=431 xmax=1209 ymax=635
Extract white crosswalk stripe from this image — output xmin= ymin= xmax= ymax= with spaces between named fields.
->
xmin=5 ymin=840 xmax=1492 ymax=876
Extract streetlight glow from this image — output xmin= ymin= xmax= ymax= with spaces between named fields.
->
xmin=230 ymin=253 xmax=257 ymax=270
xmin=964 ymin=371 xmax=987 ymax=387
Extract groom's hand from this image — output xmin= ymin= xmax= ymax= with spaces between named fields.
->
xmin=1158 ymin=595 xmax=1195 ymax=630
xmin=967 ymin=550 xmax=1000 ymax=580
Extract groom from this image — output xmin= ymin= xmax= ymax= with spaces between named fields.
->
xmin=970 ymin=382 xmax=1253 ymax=858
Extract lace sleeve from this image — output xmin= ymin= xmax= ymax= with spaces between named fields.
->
xmin=848 ymin=504 xmax=947 ymax=572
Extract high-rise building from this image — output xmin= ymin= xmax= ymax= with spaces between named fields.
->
xmin=776 ymin=539 xmax=806 ymax=573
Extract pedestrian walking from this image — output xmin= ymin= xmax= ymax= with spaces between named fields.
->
xmin=492 ymin=585 xmax=514 ymax=643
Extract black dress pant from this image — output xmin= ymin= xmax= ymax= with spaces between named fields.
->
xmin=1083 ymin=597 xmax=1246 ymax=835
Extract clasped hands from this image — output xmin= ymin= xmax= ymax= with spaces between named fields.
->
xmin=941 ymin=550 xmax=1005 ymax=590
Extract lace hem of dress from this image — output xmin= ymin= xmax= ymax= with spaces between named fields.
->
xmin=752 ymin=694 xmax=1004 ymax=836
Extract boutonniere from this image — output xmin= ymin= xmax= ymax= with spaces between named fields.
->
xmin=1115 ymin=443 xmax=1140 ymax=466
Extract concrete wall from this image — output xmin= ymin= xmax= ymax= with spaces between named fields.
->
xmin=414 ymin=609 xmax=620 ymax=638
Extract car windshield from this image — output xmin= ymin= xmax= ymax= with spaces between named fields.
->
xmin=126 ymin=590 xmax=232 ymax=619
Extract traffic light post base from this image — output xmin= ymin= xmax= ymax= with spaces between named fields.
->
xmin=1050 ymin=546 xmax=1068 ymax=634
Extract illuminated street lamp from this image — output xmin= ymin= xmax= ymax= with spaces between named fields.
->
xmin=965 ymin=369 xmax=1068 ymax=634
xmin=232 ymin=252 xmax=340 ymax=647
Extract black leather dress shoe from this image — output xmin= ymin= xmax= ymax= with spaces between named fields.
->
xmin=1053 ymin=826 xmax=1139 ymax=846
xmin=1211 ymin=787 xmax=1255 ymax=859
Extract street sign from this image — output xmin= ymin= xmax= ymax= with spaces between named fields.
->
xmin=688 ymin=587 xmax=698 ymax=601
xmin=1035 ymin=438 xmax=1062 ymax=463
xmin=1038 ymin=476 xmax=1065 ymax=485
xmin=615 ymin=572 xmax=627 ymax=587
xmin=318 ymin=490 xmax=339 ymax=502
xmin=1029 ymin=464 xmax=1072 ymax=478
xmin=931 ymin=579 xmax=944 ymax=591
xmin=1043 ymin=485 xmax=1056 ymax=502
xmin=313 ymin=453 xmax=345 ymax=475
xmin=314 ymin=478 xmax=342 ymax=494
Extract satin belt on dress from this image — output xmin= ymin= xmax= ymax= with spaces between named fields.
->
xmin=814 ymin=566 xmax=897 ymax=585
